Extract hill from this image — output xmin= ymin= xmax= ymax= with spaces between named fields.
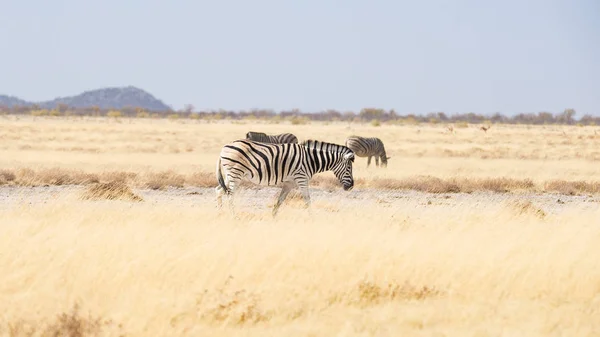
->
xmin=0 ymin=94 xmax=30 ymax=108
xmin=0 ymin=86 xmax=172 ymax=111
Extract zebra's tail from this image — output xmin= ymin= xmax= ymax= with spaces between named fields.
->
xmin=216 ymin=157 xmax=231 ymax=195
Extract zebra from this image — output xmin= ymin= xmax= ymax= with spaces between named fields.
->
xmin=215 ymin=139 xmax=355 ymax=216
xmin=344 ymin=136 xmax=391 ymax=167
xmin=245 ymin=131 xmax=299 ymax=144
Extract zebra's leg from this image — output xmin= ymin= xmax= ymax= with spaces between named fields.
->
xmin=375 ymin=156 xmax=380 ymax=167
xmin=298 ymin=185 xmax=314 ymax=217
xmin=226 ymin=180 xmax=238 ymax=217
xmin=215 ymin=185 xmax=225 ymax=209
xmin=272 ymin=182 xmax=294 ymax=217
xmin=367 ymin=156 xmax=372 ymax=167
xmin=299 ymin=186 xmax=311 ymax=209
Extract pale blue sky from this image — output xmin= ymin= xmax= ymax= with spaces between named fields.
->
xmin=1 ymin=0 xmax=599 ymax=115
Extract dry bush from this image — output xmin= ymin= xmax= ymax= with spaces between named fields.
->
xmin=289 ymin=116 xmax=310 ymax=125
xmin=329 ymin=280 xmax=440 ymax=307
xmin=194 ymin=279 xmax=271 ymax=326
xmin=5 ymin=303 xmax=120 ymax=337
xmin=143 ymin=170 xmax=185 ymax=190
xmin=0 ymin=169 xmax=16 ymax=185
xmin=544 ymin=180 xmax=600 ymax=195
xmin=370 ymin=176 xmax=538 ymax=194
xmin=370 ymin=176 xmax=461 ymax=193
xmin=106 ymin=110 xmax=121 ymax=118
xmin=470 ymin=177 xmax=535 ymax=193
xmin=80 ymin=181 xmax=143 ymax=202
xmin=185 ymin=171 xmax=216 ymax=187
xmin=505 ymin=199 xmax=547 ymax=219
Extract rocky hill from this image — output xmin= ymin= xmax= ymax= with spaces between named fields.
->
xmin=0 ymin=86 xmax=172 ymax=111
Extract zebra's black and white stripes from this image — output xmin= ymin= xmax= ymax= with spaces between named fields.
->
xmin=245 ymin=131 xmax=298 ymax=144
xmin=216 ymin=139 xmax=355 ymax=216
xmin=345 ymin=136 xmax=390 ymax=167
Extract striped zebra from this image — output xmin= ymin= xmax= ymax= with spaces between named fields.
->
xmin=245 ymin=131 xmax=298 ymax=144
xmin=215 ymin=139 xmax=355 ymax=216
xmin=345 ymin=136 xmax=391 ymax=167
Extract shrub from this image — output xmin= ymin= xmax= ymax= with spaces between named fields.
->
xmin=30 ymin=109 xmax=48 ymax=117
xmin=80 ymin=181 xmax=143 ymax=202
xmin=107 ymin=110 xmax=122 ymax=118
xmin=290 ymin=116 xmax=310 ymax=125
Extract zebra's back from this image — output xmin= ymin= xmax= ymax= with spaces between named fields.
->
xmin=345 ymin=136 xmax=385 ymax=157
xmin=246 ymin=131 xmax=298 ymax=144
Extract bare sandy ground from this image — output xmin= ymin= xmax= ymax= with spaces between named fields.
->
xmin=2 ymin=185 xmax=597 ymax=216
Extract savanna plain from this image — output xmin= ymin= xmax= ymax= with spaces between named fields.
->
xmin=1 ymin=115 xmax=600 ymax=336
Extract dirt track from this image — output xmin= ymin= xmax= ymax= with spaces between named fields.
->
xmin=1 ymin=185 xmax=598 ymax=216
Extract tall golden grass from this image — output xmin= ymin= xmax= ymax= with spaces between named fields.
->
xmin=1 ymin=195 xmax=599 ymax=336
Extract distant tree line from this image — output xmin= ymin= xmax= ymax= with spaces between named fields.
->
xmin=0 ymin=103 xmax=597 ymax=126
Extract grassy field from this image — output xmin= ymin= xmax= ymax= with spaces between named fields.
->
xmin=2 ymin=116 xmax=600 ymax=191
xmin=1 ymin=116 xmax=600 ymax=336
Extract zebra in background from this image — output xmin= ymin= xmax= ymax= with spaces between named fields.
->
xmin=215 ymin=139 xmax=355 ymax=216
xmin=245 ymin=131 xmax=298 ymax=144
xmin=345 ymin=136 xmax=391 ymax=168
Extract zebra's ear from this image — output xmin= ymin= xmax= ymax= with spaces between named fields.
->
xmin=343 ymin=153 xmax=355 ymax=162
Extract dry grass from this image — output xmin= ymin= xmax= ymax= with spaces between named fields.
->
xmin=2 ymin=167 xmax=600 ymax=195
xmin=185 ymin=171 xmax=218 ymax=188
xmin=368 ymin=176 xmax=536 ymax=193
xmin=369 ymin=176 xmax=462 ymax=193
xmin=80 ymin=181 xmax=143 ymax=202
xmin=11 ymin=167 xmax=100 ymax=186
xmin=544 ymin=179 xmax=600 ymax=195
xmin=1 ymin=198 xmax=599 ymax=336
xmin=505 ymin=199 xmax=547 ymax=219
xmin=143 ymin=170 xmax=186 ymax=190
xmin=2 ymin=116 xmax=600 ymax=335
xmin=5 ymin=303 xmax=122 ymax=337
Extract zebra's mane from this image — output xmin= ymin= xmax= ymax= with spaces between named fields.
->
xmin=301 ymin=139 xmax=351 ymax=153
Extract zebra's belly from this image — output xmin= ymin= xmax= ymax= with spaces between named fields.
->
xmin=244 ymin=174 xmax=293 ymax=187
xmin=353 ymin=151 xmax=373 ymax=157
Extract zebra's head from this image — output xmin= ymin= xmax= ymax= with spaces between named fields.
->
xmin=303 ymin=140 xmax=355 ymax=191
xmin=335 ymin=151 xmax=355 ymax=191
xmin=382 ymin=156 xmax=391 ymax=167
